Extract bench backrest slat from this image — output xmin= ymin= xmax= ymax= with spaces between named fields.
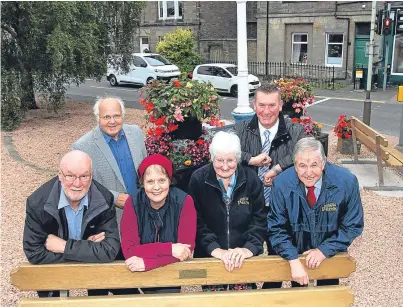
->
xmin=353 ymin=128 xmax=389 ymax=160
xmin=351 ymin=116 xmax=388 ymax=147
xmin=19 ymin=286 xmax=354 ymax=307
xmin=11 ymin=254 xmax=355 ymax=291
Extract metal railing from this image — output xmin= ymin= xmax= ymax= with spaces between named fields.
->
xmin=204 ymin=60 xmax=335 ymax=89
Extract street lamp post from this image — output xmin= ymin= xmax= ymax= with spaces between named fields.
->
xmin=232 ymin=0 xmax=255 ymax=123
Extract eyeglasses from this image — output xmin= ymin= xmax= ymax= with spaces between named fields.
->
xmin=60 ymin=169 xmax=91 ymax=182
xmin=214 ymin=158 xmax=237 ymax=167
xmin=99 ymin=114 xmax=122 ymax=121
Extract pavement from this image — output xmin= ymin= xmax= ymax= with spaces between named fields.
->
xmin=314 ymin=85 xmax=400 ymax=104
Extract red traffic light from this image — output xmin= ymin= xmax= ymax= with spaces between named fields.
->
xmin=383 ymin=17 xmax=392 ymax=35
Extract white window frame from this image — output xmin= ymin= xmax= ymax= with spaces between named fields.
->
xmin=291 ymin=33 xmax=308 ymax=64
xmin=158 ymin=1 xmax=183 ymax=20
xmin=391 ymin=35 xmax=403 ymax=75
xmin=325 ymin=33 xmax=344 ymax=68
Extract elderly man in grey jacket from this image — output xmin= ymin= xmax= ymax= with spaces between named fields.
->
xmin=73 ymin=96 xmax=147 ymax=226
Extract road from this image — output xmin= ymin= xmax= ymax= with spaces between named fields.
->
xmin=65 ymin=79 xmax=402 ymax=137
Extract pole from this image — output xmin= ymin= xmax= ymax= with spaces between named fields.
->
xmin=265 ymin=1 xmax=269 ymax=76
xmin=232 ymin=0 xmax=255 ymax=119
xmin=363 ymin=0 xmax=377 ymax=125
xmin=382 ymin=2 xmax=391 ymax=91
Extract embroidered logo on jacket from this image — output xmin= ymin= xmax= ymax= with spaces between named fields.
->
xmin=238 ymin=197 xmax=249 ymax=205
xmin=321 ymin=203 xmax=337 ymax=212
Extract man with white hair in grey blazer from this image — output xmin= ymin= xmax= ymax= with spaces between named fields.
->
xmin=73 ymin=96 xmax=147 ymax=227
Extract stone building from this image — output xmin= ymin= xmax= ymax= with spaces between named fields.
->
xmin=136 ymin=1 xmax=402 ymax=82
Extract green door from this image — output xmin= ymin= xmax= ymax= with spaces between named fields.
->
xmin=354 ymin=37 xmax=369 ymax=68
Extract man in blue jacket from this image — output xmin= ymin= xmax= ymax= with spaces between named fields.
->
xmin=267 ymin=137 xmax=364 ymax=286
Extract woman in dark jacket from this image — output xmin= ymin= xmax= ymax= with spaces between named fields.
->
xmin=120 ymin=154 xmax=196 ymax=293
xmin=188 ymin=131 xmax=266 ymax=291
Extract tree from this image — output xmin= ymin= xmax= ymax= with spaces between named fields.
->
xmin=156 ymin=28 xmax=202 ymax=74
xmin=1 ymin=1 xmax=145 ymax=130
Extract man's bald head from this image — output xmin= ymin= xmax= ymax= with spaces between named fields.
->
xmin=60 ymin=150 xmax=92 ymax=171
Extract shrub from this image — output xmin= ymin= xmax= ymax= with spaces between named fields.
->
xmin=1 ymin=69 xmax=24 ymax=131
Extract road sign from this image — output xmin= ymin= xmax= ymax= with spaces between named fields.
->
xmin=365 ymin=42 xmax=380 ymax=56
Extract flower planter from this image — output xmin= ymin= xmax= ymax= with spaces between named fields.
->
xmin=170 ymin=115 xmax=202 ymax=141
xmin=173 ymin=163 xmax=207 ymax=193
xmin=282 ymin=100 xmax=302 ymax=119
xmin=337 ymin=138 xmax=361 ymax=155
xmin=315 ymin=132 xmax=329 ymax=157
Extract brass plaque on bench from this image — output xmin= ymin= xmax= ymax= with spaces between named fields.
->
xmin=179 ymin=269 xmax=207 ymax=279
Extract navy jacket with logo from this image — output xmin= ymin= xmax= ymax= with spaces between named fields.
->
xmin=268 ymin=162 xmax=364 ymax=261
xmin=188 ymin=163 xmax=266 ymax=258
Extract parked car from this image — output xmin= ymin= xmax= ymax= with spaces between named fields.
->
xmin=192 ymin=63 xmax=261 ymax=96
xmin=106 ymin=53 xmax=181 ymax=86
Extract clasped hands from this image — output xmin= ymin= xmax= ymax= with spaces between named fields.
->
xmin=249 ymin=153 xmax=277 ymax=186
xmin=211 ymin=248 xmax=253 ymax=272
xmin=125 ymin=243 xmax=192 ymax=272
xmin=289 ymin=249 xmax=327 ymax=285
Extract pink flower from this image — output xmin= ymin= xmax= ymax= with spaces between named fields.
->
xmin=174 ymin=107 xmax=184 ymax=122
xmin=295 ymin=108 xmax=301 ymax=113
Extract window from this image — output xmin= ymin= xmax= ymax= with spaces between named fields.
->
xmin=143 ymin=54 xmax=171 ymax=66
xmin=391 ymin=35 xmax=403 ymax=75
xmin=197 ymin=66 xmax=212 ymax=75
xmin=132 ymin=56 xmax=147 ymax=67
xmin=213 ymin=67 xmax=231 ymax=78
xmin=158 ymin=1 xmax=183 ymax=20
xmin=292 ymin=33 xmax=308 ymax=64
xmin=326 ymin=33 xmax=344 ymax=67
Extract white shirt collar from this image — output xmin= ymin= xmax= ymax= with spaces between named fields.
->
xmin=258 ymin=119 xmax=279 ymax=143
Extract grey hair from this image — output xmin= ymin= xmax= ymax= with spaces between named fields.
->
xmin=93 ymin=96 xmax=126 ymax=122
xmin=293 ymin=137 xmax=326 ymax=163
xmin=209 ymin=131 xmax=242 ymax=162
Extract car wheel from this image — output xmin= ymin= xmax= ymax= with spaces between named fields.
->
xmin=109 ymin=75 xmax=118 ymax=86
xmin=146 ymin=77 xmax=154 ymax=85
xmin=230 ymin=85 xmax=238 ymax=97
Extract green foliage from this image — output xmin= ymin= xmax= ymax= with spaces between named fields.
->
xmin=156 ymin=28 xmax=202 ymax=74
xmin=1 ymin=69 xmax=24 ymax=131
xmin=1 ymin=1 xmax=145 ymax=129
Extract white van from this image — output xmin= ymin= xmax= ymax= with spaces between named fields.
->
xmin=106 ymin=53 xmax=181 ymax=86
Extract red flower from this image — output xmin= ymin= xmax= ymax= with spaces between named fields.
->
xmin=145 ymin=102 xmax=154 ymax=112
xmin=344 ymin=133 xmax=351 ymax=139
xmin=196 ymin=139 xmax=205 ymax=145
xmin=337 ymin=133 xmax=342 ymax=138
xmin=154 ymin=116 xmax=166 ymax=126
xmin=155 ymin=127 xmax=164 ymax=136
xmin=173 ymin=80 xmax=181 ymax=88
xmin=140 ymin=99 xmax=146 ymax=105
xmin=147 ymin=128 xmax=154 ymax=136
xmin=168 ymin=123 xmax=179 ymax=132
xmin=149 ymin=116 xmax=156 ymax=123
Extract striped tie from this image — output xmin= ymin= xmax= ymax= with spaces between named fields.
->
xmin=258 ymin=130 xmax=271 ymax=206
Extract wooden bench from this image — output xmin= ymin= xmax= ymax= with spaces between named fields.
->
xmin=11 ymin=253 xmax=356 ymax=307
xmin=346 ymin=116 xmax=403 ymax=190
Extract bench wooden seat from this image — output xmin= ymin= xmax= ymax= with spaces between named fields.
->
xmin=349 ymin=116 xmax=403 ymax=190
xmin=11 ymin=253 xmax=356 ymax=307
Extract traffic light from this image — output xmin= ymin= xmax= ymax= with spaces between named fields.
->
xmin=375 ymin=9 xmax=383 ymax=35
xmin=396 ymin=9 xmax=403 ymax=35
xmin=383 ymin=17 xmax=392 ymax=35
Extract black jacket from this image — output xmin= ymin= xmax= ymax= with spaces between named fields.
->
xmin=188 ymin=163 xmax=266 ymax=258
xmin=234 ymin=113 xmax=306 ymax=172
xmin=23 ymin=177 xmax=120 ymax=264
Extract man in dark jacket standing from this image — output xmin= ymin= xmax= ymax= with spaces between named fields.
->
xmin=268 ymin=138 xmax=364 ymax=286
xmin=235 ymin=83 xmax=306 ymax=205
xmin=23 ymin=150 xmax=120 ymax=297
xmin=235 ymin=83 xmax=306 ymax=289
